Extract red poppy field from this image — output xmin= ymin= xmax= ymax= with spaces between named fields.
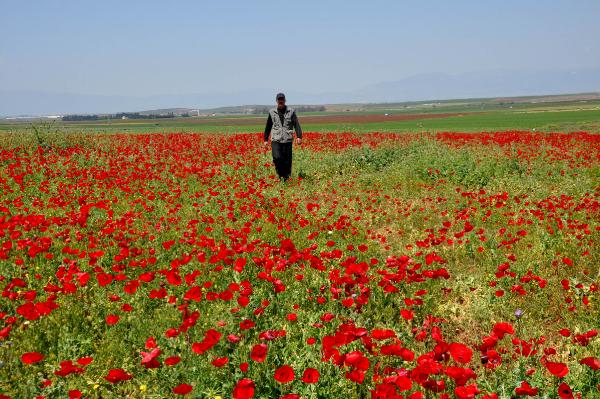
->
xmin=0 ymin=130 xmax=598 ymax=399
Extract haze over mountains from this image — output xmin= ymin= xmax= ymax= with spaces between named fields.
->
xmin=2 ymin=68 xmax=600 ymax=116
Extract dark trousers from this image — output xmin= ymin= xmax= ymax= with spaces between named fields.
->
xmin=271 ymin=141 xmax=293 ymax=180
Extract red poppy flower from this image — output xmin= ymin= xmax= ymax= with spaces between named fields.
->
xmin=165 ymin=355 xmax=181 ymax=366
xmin=515 ymin=381 xmax=538 ymax=396
xmin=211 ymin=357 xmax=229 ymax=367
xmin=286 ymin=313 xmax=298 ymax=321
xmin=173 ymin=383 xmax=193 ymax=395
xmin=77 ymin=356 xmax=93 ymax=366
xmin=557 ymin=382 xmax=574 ymax=399
xmin=233 ymin=378 xmax=255 ymax=399
xmin=54 ymin=360 xmax=84 ymax=377
xmin=234 ymin=257 xmax=246 ymax=272
xmin=558 ymin=329 xmax=571 ymax=337
xmin=580 ymin=356 xmax=600 ymax=370
xmin=400 ymin=309 xmax=414 ymax=320
xmin=17 ymin=302 xmax=41 ymax=321
xmin=228 ymin=334 xmax=242 ymax=343
xmin=301 ymin=368 xmax=320 ymax=383
xmin=449 ymin=342 xmax=473 ymax=364
xmin=562 ymin=257 xmax=573 ymax=266
xmin=445 ymin=366 xmax=477 ymax=386
xmin=492 ymin=322 xmax=515 ymax=339
xmin=393 ymin=376 xmax=412 ymax=391
xmin=140 ymin=347 xmax=161 ymax=365
xmin=274 ymin=365 xmax=295 ymax=383
xmin=240 ymin=319 xmax=255 ymax=330
xmin=145 ymin=336 xmax=157 ymax=349
xmin=455 ymin=384 xmax=479 ymax=399
xmin=192 ymin=328 xmax=222 ymax=355
xmin=21 ymin=352 xmax=44 ymax=364
xmin=105 ymin=314 xmax=119 ymax=325
xmin=250 ymin=343 xmax=268 ymax=362
xmin=545 ymin=361 xmax=568 ymax=378
xmin=371 ymin=329 xmax=396 ymax=340
xmin=345 ymin=369 xmax=366 ymax=384
xmin=104 ymin=368 xmax=133 ymax=383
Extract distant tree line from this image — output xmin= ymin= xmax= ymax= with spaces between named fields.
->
xmin=62 ymin=112 xmax=177 ymax=121
xmin=114 ymin=112 xmax=175 ymax=119
xmin=62 ymin=114 xmax=100 ymax=121
xmin=296 ymin=105 xmax=326 ymax=112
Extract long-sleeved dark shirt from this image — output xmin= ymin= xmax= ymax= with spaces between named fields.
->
xmin=263 ymin=106 xmax=302 ymax=142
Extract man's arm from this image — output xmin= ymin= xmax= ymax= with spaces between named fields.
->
xmin=293 ymin=111 xmax=302 ymax=140
xmin=263 ymin=114 xmax=273 ymax=143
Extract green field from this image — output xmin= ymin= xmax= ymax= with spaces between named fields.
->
xmin=2 ymin=96 xmax=600 ymax=134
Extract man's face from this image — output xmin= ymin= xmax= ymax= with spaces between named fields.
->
xmin=277 ymin=98 xmax=286 ymax=108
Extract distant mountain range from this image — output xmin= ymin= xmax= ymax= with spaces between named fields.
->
xmin=2 ymin=68 xmax=600 ymax=117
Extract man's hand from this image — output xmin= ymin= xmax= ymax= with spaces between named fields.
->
xmin=263 ymin=141 xmax=269 ymax=148
xmin=297 ymin=138 xmax=302 ymax=145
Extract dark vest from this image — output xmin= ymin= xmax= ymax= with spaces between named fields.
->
xmin=269 ymin=107 xmax=295 ymax=143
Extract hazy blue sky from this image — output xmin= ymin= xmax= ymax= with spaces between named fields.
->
xmin=1 ymin=0 xmax=600 ymax=98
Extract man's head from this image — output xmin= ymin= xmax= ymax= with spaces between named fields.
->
xmin=276 ymin=92 xmax=286 ymax=109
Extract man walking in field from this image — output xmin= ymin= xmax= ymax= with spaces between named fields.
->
xmin=263 ymin=92 xmax=303 ymax=181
